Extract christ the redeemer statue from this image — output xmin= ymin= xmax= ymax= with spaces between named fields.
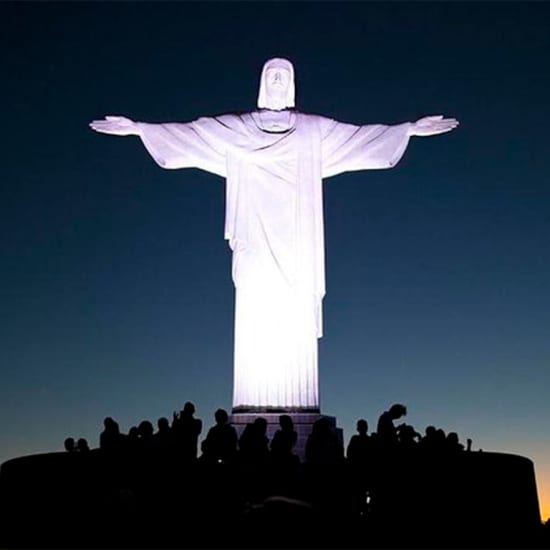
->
xmin=90 ymin=57 xmax=458 ymax=412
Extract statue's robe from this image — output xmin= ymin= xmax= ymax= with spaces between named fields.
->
xmin=137 ymin=112 xmax=411 ymax=410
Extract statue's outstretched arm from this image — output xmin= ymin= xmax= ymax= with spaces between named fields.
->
xmin=89 ymin=115 xmax=140 ymax=136
xmin=90 ymin=114 xmax=227 ymax=176
xmin=409 ymin=115 xmax=459 ymax=137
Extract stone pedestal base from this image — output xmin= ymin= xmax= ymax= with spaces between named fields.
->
xmin=230 ymin=411 xmax=343 ymax=461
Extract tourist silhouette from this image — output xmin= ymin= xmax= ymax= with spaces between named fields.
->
xmin=446 ymin=431 xmax=465 ymax=452
xmin=419 ymin=425 xmax=438 ymax=453
xmin=172 ymin=401 xmax=202 ymax=460
xmin=153 ymin=416 xmax=173 ymax=454
xmin=270 ymin=414 xmax=298 ymax=459
xmin=239 ymin=417 xmax=269 ymax=465
xmin=268 ymin=415 xmax=301 ymax=500
xmin=346 ymin=419 xmax=373 ymax=463
xmin=76 ymin=438 xmax=90 ymax=452
xmin=99 ymin=417 xmax=124 ymax=453
xmin=346 ymin=419 xmax=375 ymax=518
xmin=200 ymin=408 xmax=238 ymax=465
xmin=304 ymin=417 xmax=346 ymax=521
xmin=238 ymin=417 xmax=271 ymax=504
xmin=305 ymin=417 xmax=343 ymax=466
xmin=137 ymin=420 xmax=155 ymax=452
xmin=376 ymin=403 xmax=407 ymax=449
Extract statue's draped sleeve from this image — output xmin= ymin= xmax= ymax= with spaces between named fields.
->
xmin=137 ymin=115 xmax=257 ymax=257
xmin=136 ymin=115 xmax=252 ymax=177
xmin=319 ymin=118 xmax=412 ymax=178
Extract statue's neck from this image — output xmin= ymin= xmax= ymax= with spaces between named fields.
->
xmin=256 ymin=109 xmax=296 ymax=132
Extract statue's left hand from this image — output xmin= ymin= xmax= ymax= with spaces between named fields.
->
xmin=410 ymin=115 xmax=459 ymax=137
xmin=89 ymin=115 xmax=139 ymax=136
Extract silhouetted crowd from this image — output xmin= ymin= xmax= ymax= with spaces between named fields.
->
xmin=59 ymin=401 xmax=481 ymax=529
xmin=64 ymin=401 xmax=472 ymax=465
xmin=1 ymin=402 xmax=544 ymax=549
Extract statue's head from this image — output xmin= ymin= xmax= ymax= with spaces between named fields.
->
xmin=257 ymin=57 xmax=295 ymax=111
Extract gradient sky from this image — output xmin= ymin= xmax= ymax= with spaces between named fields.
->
xmin=1 ymin=1 xmax=549 ymax=521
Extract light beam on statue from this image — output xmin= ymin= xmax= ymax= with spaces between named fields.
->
xmin=90 ymin=57 xmax=459 ymax=413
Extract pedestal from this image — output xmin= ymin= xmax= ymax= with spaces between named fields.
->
xmin=230 ymin=411 xmax=343 ymax=461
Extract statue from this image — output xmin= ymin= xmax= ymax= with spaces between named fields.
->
xmin=90 ymin=57 xmax=458 ymax=412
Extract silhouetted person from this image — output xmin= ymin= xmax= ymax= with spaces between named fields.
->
xmin=304 ymin=418 xmax=345 ymax=519
xmin=172 ymin=401 xmax=202 ymax=460
xmin=346 ymin=419 xmax=373 ymax=463
xmin=100 ymin=416 xmax=124 ymax=453
xmin=239 ymin=417 xmax=269 ymax=465
xmin=376 ymin=403 xmax=407 ymax=449
xmin=445 ymin=431 xmax=464 ymax=452
xmin=237 ymin=417 xmax=270 ymax=503
xmin=419 ymin=425 xmax=438 ymax=453
xmin=305 ymin=417 xmax=343 ymax=466
xmin=64 ymin=437 xmax=76 ymax=452
xmin=271 ymin=414 xmax=298 ymax=460
xmin=267 ymin=415 xmax=301 ymax=499
xmin=435 ymin=427 xmax=447 ymax=449
xmin=370 ymin=404 xmax=409 ymax=524
xmin=76 ymin=438 xmax=90 ymax=452
xmin=201 ymin=408 xmax=238 ymax=465
xmin=154 ymin=416 xmax=173 ymax=452
xmin=346 ymin=419 xmax=374 ymax=517
xmin=137 ymin=420 xmax=155 ymax=452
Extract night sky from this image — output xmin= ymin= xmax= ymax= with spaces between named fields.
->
xmin=2 ymin=2 xmax=549 ymax=521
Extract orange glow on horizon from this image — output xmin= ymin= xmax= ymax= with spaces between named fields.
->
xmin=534 ymin=456 xmax=550 ymax=524
xmin=539 ymin=497 xmax=550 ymax=523
xmin=536 ymin=470 xmax=550 ymax=523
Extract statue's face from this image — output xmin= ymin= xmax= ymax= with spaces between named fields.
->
xmin=257 ymin=58 xmax=295 ymax=110
xmin=266 ymin=67 xmax=291 ymax=89
xmin=265 ymin=67 xmax=291 ymax=100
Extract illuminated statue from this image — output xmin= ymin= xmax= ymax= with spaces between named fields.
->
xmin=90 ymin=58 xmax=458 ymax=411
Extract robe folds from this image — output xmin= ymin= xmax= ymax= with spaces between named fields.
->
xmin=137 ymin=112 xmax=411 ymax=410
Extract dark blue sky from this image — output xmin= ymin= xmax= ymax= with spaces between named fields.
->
xmin=1 ymin=1 xmax=549 ymax=519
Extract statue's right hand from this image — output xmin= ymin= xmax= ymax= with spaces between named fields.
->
xmin=89 ymin=115 xmax=139 ymax=136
